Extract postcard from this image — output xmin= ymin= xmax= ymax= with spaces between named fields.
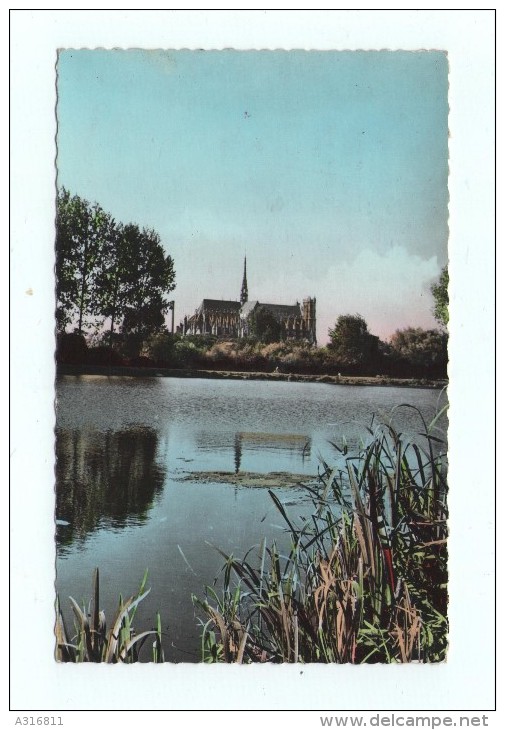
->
xmin=9 ymin=8 xmax=496 ymax=719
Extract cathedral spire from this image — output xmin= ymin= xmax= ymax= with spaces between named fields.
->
xmin=240 ymin=256 xmax=248 ymax=304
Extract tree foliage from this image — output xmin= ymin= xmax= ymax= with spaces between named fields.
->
xmin=247 ymin=306 xmax=282 ymax=344
xmin=389 ymin=327 xmax=448 ymax=377
xmin=431 ymin=266 xmax=449 ymax=328
xmin=95 ymin=223 xmax=138 ymax=341
xmin=55 ymin=189 xmax=176 ymax=345
xmin=328 ymin=314 xmax=378 ymax=365
xmin=56 ymin=189 xmax=115 ymax=333
xmin=118 ymin=227 xmax=175 ymax=335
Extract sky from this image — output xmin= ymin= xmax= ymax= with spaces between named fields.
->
xmin=56 ymin=49 xmax=449 ymax=344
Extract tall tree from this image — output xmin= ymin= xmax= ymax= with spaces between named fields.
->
xmin=120 ymin=227 xmax=176 ymax=352
xmin=95 ymin=222 xmax=139 ymax=342
xmin=56 ymin=190 xmax=176 ymax=346
xmin=431 ymin=265 xmax=449 ymax=328
xmin=56 ymin=189 xmax=114 ymax=333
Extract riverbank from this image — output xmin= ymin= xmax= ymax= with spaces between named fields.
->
xmin=57 ymin=363 xmax=447 ymax=389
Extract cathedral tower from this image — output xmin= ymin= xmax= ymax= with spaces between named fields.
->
xmin=240 ymin=257 xmax=248 ymax=304
xmin=302 ymin=297 xmax=317 ymax=345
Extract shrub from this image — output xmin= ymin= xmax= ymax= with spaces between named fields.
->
xmin=56 ymin=332 xmax=88 ymax=365
xmin=145 ymin=332 xmax=176 ymax=365
xmin=128 ymin=355 xmax=155 ymax=368
xmin=86 ymin=346 xmax=125 ymax=366
xmin=206 ymin=341 xmax=237 ymax=361
xmin=173 ymin=339 xmax=202 ymax=368
xmin=259 ymin=342 xmax=285 ymax=359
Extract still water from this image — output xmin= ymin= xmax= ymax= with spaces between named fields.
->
xmin=55 ymin=375 xmax=447 ymax=662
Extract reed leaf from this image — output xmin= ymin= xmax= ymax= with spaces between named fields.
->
xmin=56 ymin=571 xmax=163 ymax=663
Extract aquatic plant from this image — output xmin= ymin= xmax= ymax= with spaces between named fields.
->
xmin=193 ymin=404 xmax=448 ymax=663
xmin=55 ymin=568 xmax=164 ymax=663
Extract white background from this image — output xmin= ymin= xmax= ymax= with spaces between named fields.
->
xmin=8 ymin=5 xmax=498 ymax=724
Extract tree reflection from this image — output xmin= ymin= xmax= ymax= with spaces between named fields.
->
xmin=55 ymin=426 xmax=166 ymax=549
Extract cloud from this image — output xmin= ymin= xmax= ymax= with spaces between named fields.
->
xmin=255 ymin=246 xmax=441 ymax=343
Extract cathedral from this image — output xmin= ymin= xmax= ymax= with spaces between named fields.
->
xmin=179 ymin=259 xmax=317 ymax=344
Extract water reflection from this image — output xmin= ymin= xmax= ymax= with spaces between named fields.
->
xmin=237 ymin=432 xmax=311 ymax=458
xmin=55 ymin=426 xmax=166 ymax=550
xmin=55 ymin=376 xmax=447 ymax=661
xmin=234 ymin=433 xmax=242 ymax=474
xmin=195 ymin=431 xmax=312 ymax=474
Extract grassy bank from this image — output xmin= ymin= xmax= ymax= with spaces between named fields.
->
xmin=57 ymin=363 xmax=447 ymax=389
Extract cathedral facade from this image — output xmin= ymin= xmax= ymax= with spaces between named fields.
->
xmin=179 ymin=259 xmax=317 ymax=344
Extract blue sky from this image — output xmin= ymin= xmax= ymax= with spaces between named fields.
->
xmin=56 ymin=49 xmax=448 ymax=343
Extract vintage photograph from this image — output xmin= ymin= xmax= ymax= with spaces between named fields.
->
xmin=54 ymin=49 xmax=449 ymax=664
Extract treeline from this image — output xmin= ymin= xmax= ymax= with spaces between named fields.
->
xmin=58 ymin=325 xmax=447 ymax=379
xmin=324 ymin=313 xmax=448 ymax=378
xmin=56 ymin=189 xmax=175 ymax=356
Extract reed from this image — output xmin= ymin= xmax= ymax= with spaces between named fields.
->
xmin=55 ymin=568 xmax=164 ymax=663
xmin=193 ymin=404 xmax=448 ymax=663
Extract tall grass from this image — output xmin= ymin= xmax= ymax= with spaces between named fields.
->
xmin=193 ymin=404 xmax=448 ymax=663
xmin=55 ymin=568 xmax=164 ymax=663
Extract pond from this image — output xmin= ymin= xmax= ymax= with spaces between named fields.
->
xmin=55 ymin=375 xmax=447 ymax=662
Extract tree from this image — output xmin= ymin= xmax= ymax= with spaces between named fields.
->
xmin=389 ymin=327 xmax=448 ymax=377
xmin=56 ymin=189 xmax=115 ymax=334
xmin=328 ymin=314 xmax=378 ymax=366
xmin=55 ymin=189 xmax=176 ymax=350
xmin=124 ymin=227 xmax=175 ymax=324
xmin=122 ymin=298 xmax=166 ymax=335
xmin=431 ymin=266 xmax=449 ymax=328
xmin=119 ymin=227 xmax=176 ymax=356
xmin=248 ymin=306 xmax=282 ymax=344
xmin=95 ymin=223 xmax=141 ymax=343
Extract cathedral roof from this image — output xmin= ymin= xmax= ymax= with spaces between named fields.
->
xmin=258 ymin=302 xmax=302 ymax=320
xmin=240 ymin=300 xmax=259 ymax=318
xmin=240 ymin=300 xmax=302 ymax=321
xmin=197 ymin=299 xmax=241 ymax=314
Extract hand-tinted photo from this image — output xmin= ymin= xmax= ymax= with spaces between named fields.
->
xmin=55 ymin=50 xmax=449 ymax=663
